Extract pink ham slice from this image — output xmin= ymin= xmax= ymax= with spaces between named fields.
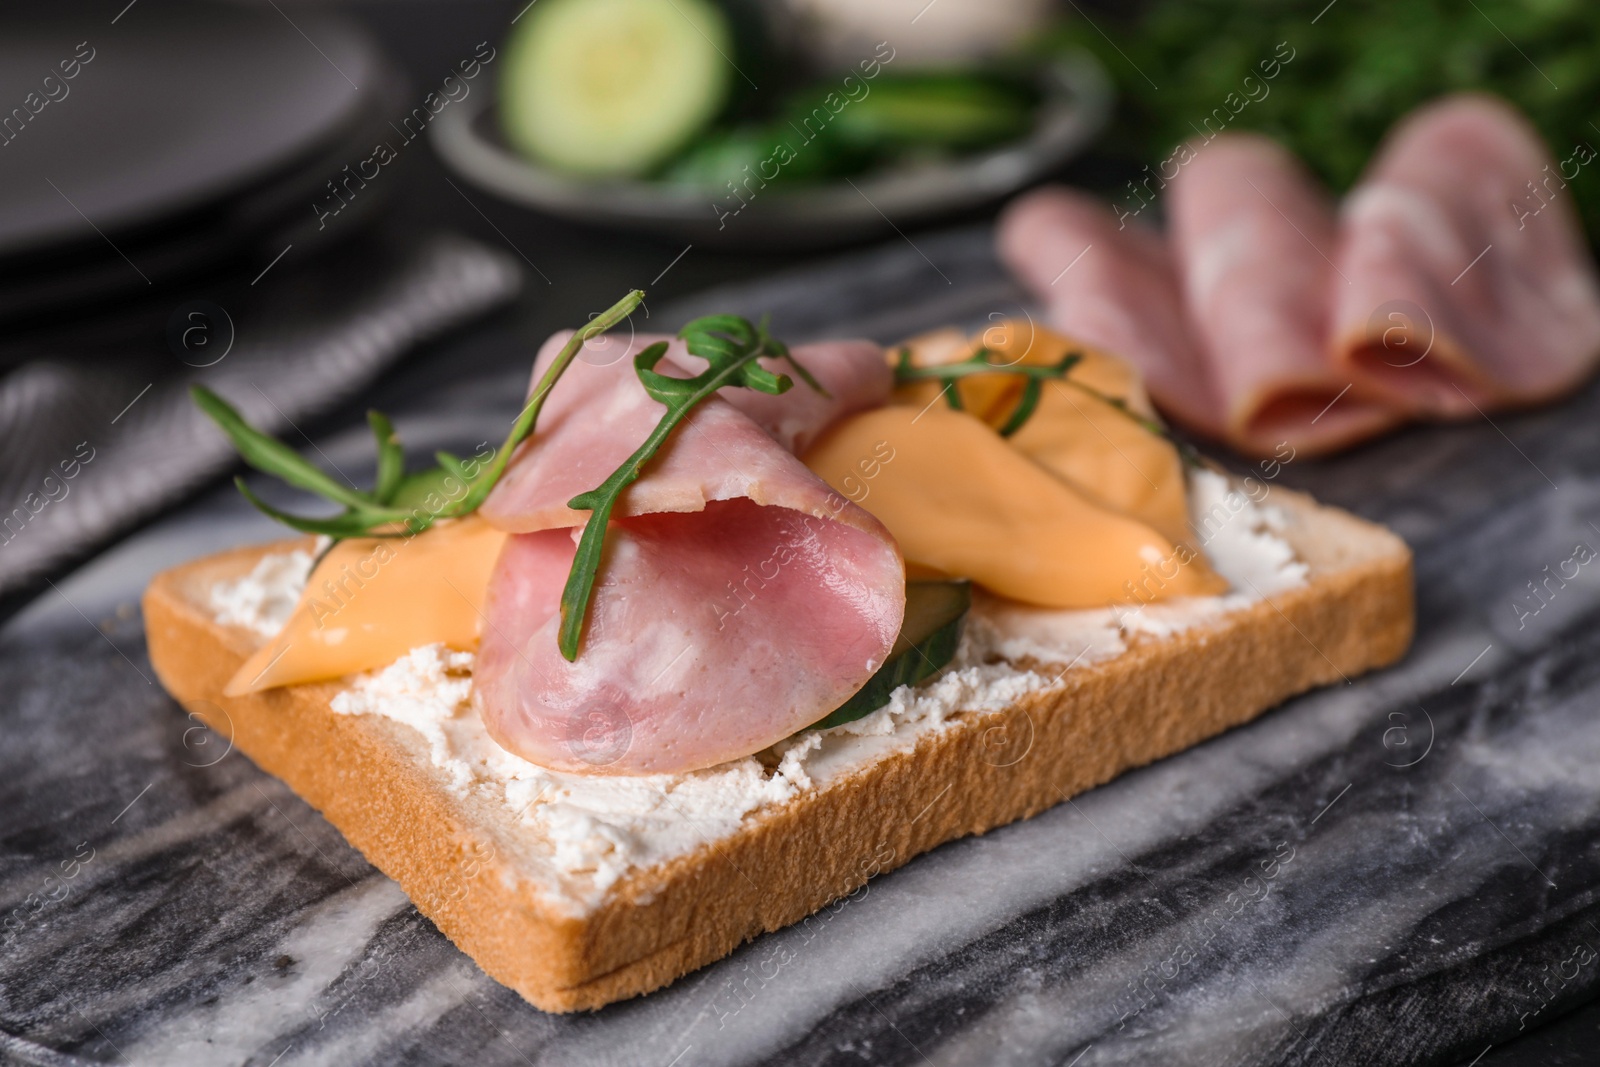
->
xmin=1167 ymin=134 xmax=1403 ymax=455
xmin=1332 ymin=94 xmax=1600 ymax=416
xmin=998 ymin=186 xmax=1225 ymax=440
xmin=720 ymin=338 xmax=890 ymax=454
xmin=474 ymin=331 xmax=903 ymax=775
xmin=480 ymin=332 xmax=891 ymax=530
xmin=476 ymin=502 xmax=902 ymax=775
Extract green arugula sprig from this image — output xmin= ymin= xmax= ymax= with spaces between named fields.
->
xmin=892 ymin=345 xmax=1201 ymax=466
xmin=557 ymin=313 xmax=823 ymax=661
xmin=190 ymin=293 xmax=820 ymax=665
xmin=892 ymin=346 xmax=1079 ymax=436
xmin=192 ymin=289 xmax=645 ymax=540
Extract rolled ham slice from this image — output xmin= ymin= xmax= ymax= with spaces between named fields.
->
xmin=720 ymin=338 xmax=891 ymax=454
xmin=475 ymin=331 xmax=903 ymax=775
xmin=1167 ymin=134 xmax=1402 ymax=455
xmin=480 ymin=333 xmax=890 ymax=530
xmin=998 ymin=186 xmax=1225 ymax=439
xmin=476 ymin=501 xmax=902 ymax=776
xmin=1331 ymin=94 xmax=1600 ymax=416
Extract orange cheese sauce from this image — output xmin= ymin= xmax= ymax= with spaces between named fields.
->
xmin=803 ymin=405 xmax=1219 ymax=608
xmin=226 ymin=515 xmax=507 ymax=695
xmin=809 ymin=320 xmax=1223 ymax=608
xmin=895 ymin=320 xmax=1198 ymax=548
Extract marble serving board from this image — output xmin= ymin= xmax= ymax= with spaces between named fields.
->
xmin=6 ymin=228 xmax=1600 ymax=1067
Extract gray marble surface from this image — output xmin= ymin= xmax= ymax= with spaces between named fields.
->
xmin=5 ymin=228 xmax=1600 ymax=1066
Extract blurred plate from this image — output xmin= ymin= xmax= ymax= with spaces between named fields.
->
xmin=432 ymin=51 xmax=1112 ymax=249
xmin=0 ymin=4 xmax=403 ymax=329
xmin=0 ymin=4 xmax=383 ymax=259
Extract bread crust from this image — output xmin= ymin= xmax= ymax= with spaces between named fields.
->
xmin=142 ymin=486 xmax=1412 ymax=1012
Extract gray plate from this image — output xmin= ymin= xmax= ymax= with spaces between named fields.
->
xmin=0 ymin=4 xmax=382 ymax=261
xmin=431 ymin=52 xmax=1112 ymax=249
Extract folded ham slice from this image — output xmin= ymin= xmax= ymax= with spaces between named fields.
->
xmin=481 ymin=333 xmax=890 ymax=530
xmin=997 ymin=187 xmax=1225 ymax=439
xmin=1001 ymin=97 xmax=1600 ymax=456
xmin=1167 ymin=134 xmax=1402 ymax=454
xmin=1332 ymin=94 xmax=1600 ymax=416
xmin=475 ymin=331 xmax=903 ymax=775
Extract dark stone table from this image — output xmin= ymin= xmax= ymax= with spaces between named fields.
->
xmin=5 ymin=226 xmax=1600 ymax=1066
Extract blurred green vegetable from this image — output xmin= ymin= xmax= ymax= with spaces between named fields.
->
xmin=662 ymin=122 xmax=851 ymax=187
xmin=663 ymin=70 xmax=1038 ymax=189
xmin=1044 ymin=0 xmax=1600 ymax=235
xmin=820 ymin=72 xmax=1036 ymax=153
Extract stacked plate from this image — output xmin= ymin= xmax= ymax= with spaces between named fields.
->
xmin=0 ymin=3 xmax=403 ymax=329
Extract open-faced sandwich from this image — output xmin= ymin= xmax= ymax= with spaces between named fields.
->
xmin=143 ymin=293 xmax=1413 ymax=1011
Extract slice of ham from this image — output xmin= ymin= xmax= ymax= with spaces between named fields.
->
xmin=721 ymin=338 xmax=890 ymax=454
xmin=998 ymin=186 xmax=1225 ymax=439
xmin=475 ymin=331 xmax=903 ymax=775
xmin=1167 ymin=133 xmax=1402 ymax=455
xmin=476 ymin=501 xmax=902 ymax=775
xmin=480 ymin=332 xmax=891 ymax=531
xmin=1331 ymin=94 xmax=1600 ymax=416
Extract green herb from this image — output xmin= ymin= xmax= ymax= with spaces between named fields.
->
xmin=557 ymin=313 xmax=822 ymax=661
xmin=892 ymin=346 xmax=1079 ymax=436
xmin=193 ymin=289 xmax=645 ymax=540
xmin=807 ymin=580 xmax=971 ymax=732
xmin=822 ymin=72 xmax=1038 ymax=154
xmin=893 ymin=345 xmax=1202 ymax=465
xmin=661 ymin=70 xmax=1039 ymax=190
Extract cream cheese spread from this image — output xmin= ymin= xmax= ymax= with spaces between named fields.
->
xmin=208 ymin=548 xmax=316 ymax=639
xmin=210 ymin=471 xmax=1308 ymax=911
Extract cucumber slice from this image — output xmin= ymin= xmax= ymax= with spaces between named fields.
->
xmin=807 ymin=580 xmax=971 ymax=732
xmin=500 ymin=0 xmax=734 ymax=177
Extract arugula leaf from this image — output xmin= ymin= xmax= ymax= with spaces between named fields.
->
xmin=894 ymin=344 xmax=1202 ymax=465
xmin=892 ymin=346 xmax=1079 ymax=436
xmin=369 ymin=410 xmax=404 ymax=505
xmin=996 ymin=376 xmax=1046 ymax=437
xmin=192 ymin=385 xmax=379 ymax=513
xmin=192 ymin=289 xmax=646 ymax=540
xmin=231 ymin=478 xmax=395 ymax=538
xmin=557 ymin=314 xmax=818 ymax=661
xmin=448 ymin=291 xmax=644 ymax=519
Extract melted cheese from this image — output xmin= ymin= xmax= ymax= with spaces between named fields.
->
xmin=803 ymin=405 xmax=1224 ymax=609
xmin=897 ymin=321 xmax=1196 ymax=548
xmin=225 ymin=516 xmax=507 ymax=695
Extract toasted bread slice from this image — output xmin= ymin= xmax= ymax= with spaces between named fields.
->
xmin=142 ymin=483 xmax=1411 ymax=1012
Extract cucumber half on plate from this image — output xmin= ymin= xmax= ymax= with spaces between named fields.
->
xmin=808 ymin=580 xmax=971 ymax=732
xmin=500 ymin=0 xmax=734 ymax=177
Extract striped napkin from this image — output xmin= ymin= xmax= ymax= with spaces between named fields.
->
xmin=0 ymin=232 xmax=519 ymax=601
